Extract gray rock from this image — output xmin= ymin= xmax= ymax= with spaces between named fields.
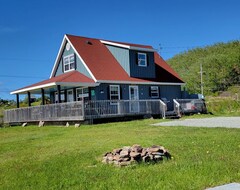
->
xmin=142 ymin=155 xmax=151 ymax=162
xmin=120 ymin=150 xmax=129 ymax=158
xmin=131 ymin=144 xmax=143 ymax=153
xmin=130 ymin=152 xmax=141 ymax=158
xmin=112 ymin=148 xmax=122 ymax=154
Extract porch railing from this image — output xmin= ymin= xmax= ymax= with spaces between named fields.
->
xmin=84 ymin=99 xmax=166 ymax=119
xmin=4 ymin=99 xmax=166 ymax=123
xmin=4 ymin=101 xmax=84 ymax=123
xmin=173 ymin=99 xmax=181 ymax=117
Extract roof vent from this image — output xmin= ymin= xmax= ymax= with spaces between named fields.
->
xmin=86 ymin=40 xmax=92 ymax=45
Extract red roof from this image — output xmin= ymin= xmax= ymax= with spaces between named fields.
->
xmin=12 ymin=71 xmax=95 ymax=93
xmin=154 ymin=53 xmax=183 ymax=83
xmin=12 ymin=35 xmax=184 ymax=94
xmin=66 ymin=34 xmax=184 ymax=83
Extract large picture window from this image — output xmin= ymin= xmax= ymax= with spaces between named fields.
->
xmin=150 ymin=86 xmax=159 ymax=98
xmin=63 ymin=54 xmax=75 ymax=72
xmin=138 ymin=53 xmax=147 ymax=67
xmin=109 ymin=85 xmax=120 ymax=104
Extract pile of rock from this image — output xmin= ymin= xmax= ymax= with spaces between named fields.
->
xmin=102 ymin=144 xmax=171 ymax=167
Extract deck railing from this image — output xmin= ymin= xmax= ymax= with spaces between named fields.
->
xmin=4 ymin=99 xmax=166 ymax=123
xmin=84 ymin=99 xmax=166 ymax=119
xmin=173 ymin=99 xmax=181 ymax=117
xmin=4 ymin=101 xmax=84 ymax=123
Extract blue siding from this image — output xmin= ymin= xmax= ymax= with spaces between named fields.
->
xmin=54 ymin=42 xmax=92 ymax=79
xmin=160 ymin=85 xmax=182 ymax=110
xmin=160 ymin=85 xmax=181 ymax=100
xmin=49 ymin=83 xmax=182 ymax=111
xmin=94 ymin=84 xmax=181 ymax=101
xmin=94 ymin=84 xmax=129 ymax=100
xmin=106 ymin=45 xmax=130 ymax=75
xmin=129 ymin=50 xmax=156 ymax=78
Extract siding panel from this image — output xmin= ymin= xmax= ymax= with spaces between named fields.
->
xmin=54 ymin=42 xmax=92 ymax=79
xmin=106 ymin=45 xmax=130 ymax=75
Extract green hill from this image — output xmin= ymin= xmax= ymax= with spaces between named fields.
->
xmin=167 ymin=40 xmax=240 ymax=95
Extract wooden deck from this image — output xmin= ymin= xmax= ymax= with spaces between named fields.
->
xmin=4 ymin=99 xmax=167 ymax=124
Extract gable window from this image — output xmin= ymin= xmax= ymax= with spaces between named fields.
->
xmin=109 ymin=85 xmax=120 ymax=104
xmin=63 ymin=54 xmax=75 ymax=72
xmin=150 ymin=86 xmax=159 ymax=98
xmin=138 ymin=53 xmax=147 ymax=67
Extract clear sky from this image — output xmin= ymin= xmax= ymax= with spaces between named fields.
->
xmin=0 ymin=0 xmax=240 ymax=100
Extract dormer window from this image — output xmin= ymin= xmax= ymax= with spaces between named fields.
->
xmin=138 ymin=53 xmax=147 ymax=67
xmin=63 ymin=54 xmax=75 ymax=72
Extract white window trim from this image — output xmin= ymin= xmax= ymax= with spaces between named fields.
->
xmin=129 ymin=86 xmax=139 ymax=112
xmin=67 ymin=89 xmax=74 ymax=102
xmin=76 ymin=87 xmax=89 ymax=101
xmin=138 ymin=52 xmax=147 ymax=67
xmin=63 ymin=54 xmax=75 ymax=73
xmin=150 ymin=86 xmax=159 ymax=98
xmin=109 ymin=85 xmax=120 ymax=105
xmin=55 ymin=91 xmax=65 ymax=103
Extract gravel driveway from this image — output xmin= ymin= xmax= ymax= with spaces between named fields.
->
xmin=153 ymin=117 xmax=240 ymax=128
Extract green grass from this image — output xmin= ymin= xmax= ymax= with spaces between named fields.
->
xmin=1 ymin=119 xmax=240 ymax=190
xmin=206 ymin=97 xmax=240 ymax=116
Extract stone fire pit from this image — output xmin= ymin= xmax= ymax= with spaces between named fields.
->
xmin=102 ymin=144 xmax=171 ymax=167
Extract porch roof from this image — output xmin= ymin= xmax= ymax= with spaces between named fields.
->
xmin=11 ymin=71 xmax=97 ymax=94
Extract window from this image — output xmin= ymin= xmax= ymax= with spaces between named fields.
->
xmin=63 ymin=54 xmax=75 ymax=72
xmin=76 ymin=87 xmax=89 ymax=101
xmin=138 ymin=53 xmax=147 ymax=67
xmin=150 ymin=86 xmax=159 ymax=98
xmin=109 ymin=85 xmax=120 ymax=104
xmin=55 ymin=91 xmax=65 ymax=103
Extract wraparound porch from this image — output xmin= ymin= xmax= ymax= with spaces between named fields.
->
xmin=4 ymin=99 xmax=173 ymax=124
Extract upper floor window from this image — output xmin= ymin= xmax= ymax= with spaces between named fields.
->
xmin=150 ymin=86 xmax=159 ymax=98
xmin=109 ymin=85 xmax=120 ymax=104
xmin=63 ymin=54 xmax=75 ymax=72
xmin=138 ymin=53 xmax=147 ymax=67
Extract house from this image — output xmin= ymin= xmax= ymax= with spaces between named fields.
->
xmin=5 ymin=34 xmax=185 ymax=123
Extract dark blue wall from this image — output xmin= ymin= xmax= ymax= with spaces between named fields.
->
xmin=129 ymin=50 xmax=155 ymax=79
xmin=93 ymin=83 xmax=182 ymax=109
xmin=49 ymin=83 xmax=182 ymax=111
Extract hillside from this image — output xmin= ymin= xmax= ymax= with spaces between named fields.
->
xmin=167 ymin=40 xmax=240 ymax=95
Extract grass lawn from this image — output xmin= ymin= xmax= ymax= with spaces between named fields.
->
xmin=1 ymin=119 xmax=240 ymax=190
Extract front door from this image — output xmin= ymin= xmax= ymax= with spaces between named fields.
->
xmin=67 ymin=89 xmax=74 ymax=102
xmin=129 ymin=86 xmax=139 ymax=112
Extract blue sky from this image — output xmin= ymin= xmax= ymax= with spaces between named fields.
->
xmin=0 ymin=0 xmax=240 ymax=100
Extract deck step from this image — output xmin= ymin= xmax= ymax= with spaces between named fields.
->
xmin=165 ymin=111 xmax=181 ymax=119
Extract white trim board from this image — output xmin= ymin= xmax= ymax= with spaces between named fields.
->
xmin=11 ymin=82 xmax=99 ymax=95
xmin=97 ymin=80 xmax=185 ymax=86
xmin=100 ymin=40 xmax=157 ymax=52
